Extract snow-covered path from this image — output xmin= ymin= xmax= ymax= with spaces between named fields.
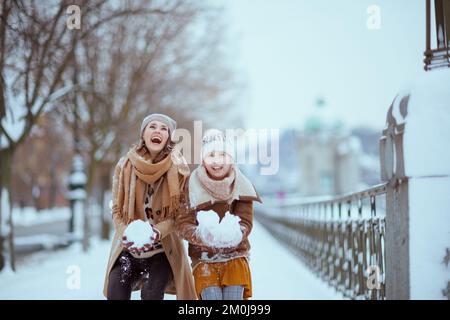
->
xmin=0 ymin=221 xmax=342 ymax=300
xmin=249 ymin=221 xmax=342 ymax=299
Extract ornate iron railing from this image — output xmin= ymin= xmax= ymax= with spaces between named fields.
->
xmin=253 ymin=0 xmax=450 ymax=300
xmin=255 ymin=183 xmax=387 ymax=300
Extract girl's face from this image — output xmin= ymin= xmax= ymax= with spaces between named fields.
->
xmin=143 ymin=120 xmax=170 ymax=157
xmin=203 ymin=151 xmax=233 ymax=180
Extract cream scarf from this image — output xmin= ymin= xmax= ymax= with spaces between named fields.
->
xmin=196 ymin=165 xmax=237 ymax=202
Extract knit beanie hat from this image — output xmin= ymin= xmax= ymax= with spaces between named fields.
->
xmin=201 ymin=129 xmax=236 ymax=161
xmin=140 ymin=113 xmax=177 ymax=139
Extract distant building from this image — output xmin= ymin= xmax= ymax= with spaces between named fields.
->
xmin=242 ymin=100 xmax=379 ymax=197
xmin=296 ymin=99 xmax=363 ymax=196
xmin=297 ymin=130 xmax=362 ymax=196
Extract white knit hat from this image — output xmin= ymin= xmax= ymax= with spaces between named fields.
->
xmin=140 ymin=113 xmax=177 ymax=139
xmin=201 ymin=129 xmax=236 ymax=161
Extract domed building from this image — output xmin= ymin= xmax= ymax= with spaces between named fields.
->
xmin=297 ymin=99 xmax=363 ymax=196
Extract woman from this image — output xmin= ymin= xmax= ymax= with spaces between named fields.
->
xmin=176 ymin=129 xmax=262 ymax=300
xmin=103 ymin=113 xmax=196 ymax=300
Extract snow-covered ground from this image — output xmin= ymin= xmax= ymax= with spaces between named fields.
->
xmin=12 ymin=207 xmax=71 ymax=227
xmin=0 ymin=221 xmax=342 ymax=300
xmin=248 ymin=221 xmax=343 ymax=299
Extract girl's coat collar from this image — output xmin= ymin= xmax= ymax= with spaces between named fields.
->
xmin=188 ymin=166 xmax=261 ymax=209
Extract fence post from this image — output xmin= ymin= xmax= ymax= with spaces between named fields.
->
xmin=380 ymin=98 xmax=410 ymax=300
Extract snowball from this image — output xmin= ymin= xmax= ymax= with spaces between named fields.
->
xmin=123 ymin=220 xmax=155 ymax=249
xmin=196 ymin=210 xmax=220 ymax=238
xmin=196 ymin=211 xmax=243 ymax=248
xmin=217 ymin=212 xmax=243 ymax=247
xmin=196 ymin=210 xmax=220 ymax=226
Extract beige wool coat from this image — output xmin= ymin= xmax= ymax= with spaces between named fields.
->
xmin=103 ymin=156 xmax=197 ymax=299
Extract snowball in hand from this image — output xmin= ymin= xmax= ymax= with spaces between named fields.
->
xmin=123 ymin=220 xmax=155 ymax=249
xmin=218 ymin=212 xmax=243 ymax=247
xmin=196 ymin=210 xmax=243 ymax=248
xmin=196 ymin=210 xmax=220 ymax=238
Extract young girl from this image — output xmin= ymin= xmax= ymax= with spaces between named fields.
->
xmin=176 ymin=129 xmax=261 ymax=300
xmin=103 ymin=113 xmax=196 ymax=300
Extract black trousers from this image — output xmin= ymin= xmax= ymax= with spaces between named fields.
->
xmin=107 ymin=251 xmax=173 ymax=300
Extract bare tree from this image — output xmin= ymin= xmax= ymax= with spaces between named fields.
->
xmin=57 ymin=1 xmax=240 ymax=240
xmin=0 ymin=0 xmax=179 ymax=271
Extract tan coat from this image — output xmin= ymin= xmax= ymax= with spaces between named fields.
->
xmin=175 ymin=167 xmax=262 ymax=271
xmin=176 ymin=198 xmax=256 ymax=271
xmin=103 ymin=157 xmax=196 ymax=299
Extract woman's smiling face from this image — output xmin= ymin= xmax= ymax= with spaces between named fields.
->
xmin=203 ymin=151 xmax=233 ymax=180
xmin=143 ymin=120 xmax=170 ymax=157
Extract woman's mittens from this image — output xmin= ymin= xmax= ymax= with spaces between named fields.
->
xmin=121 ymin=235 xmax=134 ymax=249
xmin=151 ymin=225 xmax=162 ymax=242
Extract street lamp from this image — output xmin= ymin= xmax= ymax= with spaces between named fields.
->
xmin=68 ymin=154 xmax=86 ymax=245
xmin=424 ymin=0 xmax=450 ymax=70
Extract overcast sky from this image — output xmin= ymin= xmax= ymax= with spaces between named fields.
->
xmin=217 ymin=0 xmax=426 ymax=131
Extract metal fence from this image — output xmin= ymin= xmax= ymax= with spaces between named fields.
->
xmin=253 ymin=0 xmax=450 ymax=300
xmin=256 ymin=183 xmax=387 ymax=300
xmin=254 ymin=86 xmax=415 ymax=299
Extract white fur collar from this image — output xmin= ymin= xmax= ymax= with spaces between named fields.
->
xmin=188 ymin=166 xmax=260 ymax=209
